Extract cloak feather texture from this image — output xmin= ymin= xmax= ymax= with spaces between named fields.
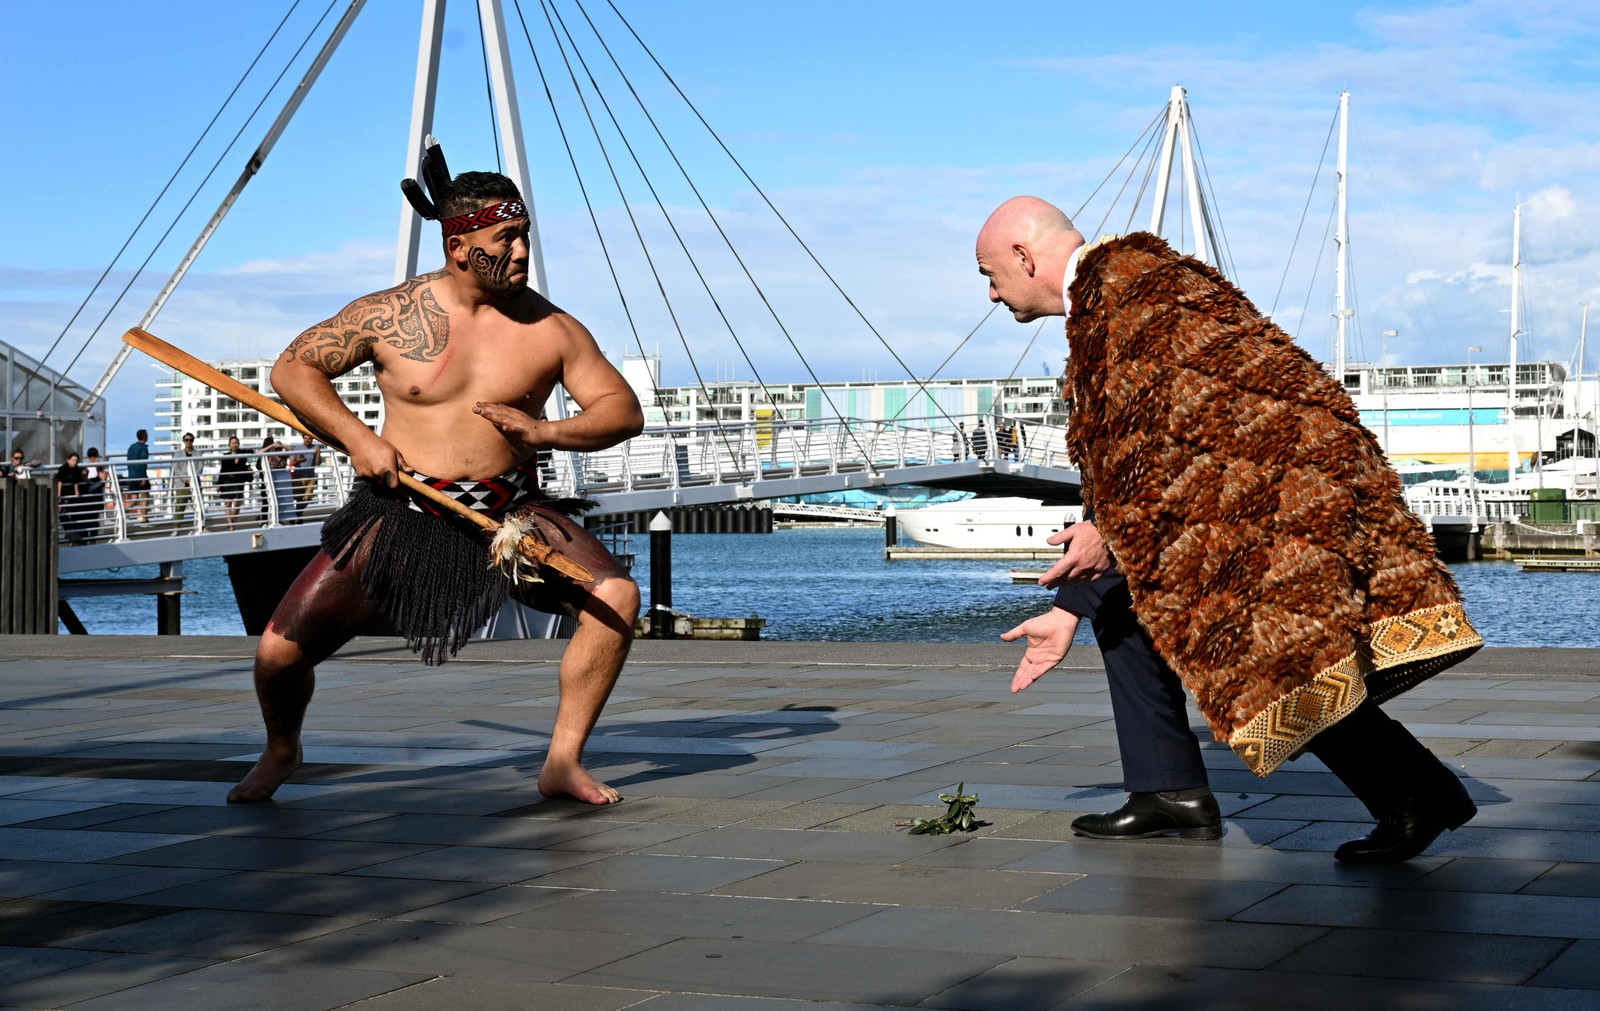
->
xmin=1065 ymin=232 xmax=1482 ymax=776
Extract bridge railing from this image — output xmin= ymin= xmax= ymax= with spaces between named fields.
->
xmin=50 ymin=449 xmax=354 ymax=547
xmin=1404 ymin=485 xmax=1528 ymax=523
xmin=45 ymin=413 xmax=1077 ymax=547
xmin=567 ymin=413 xmax=1074 ymax=495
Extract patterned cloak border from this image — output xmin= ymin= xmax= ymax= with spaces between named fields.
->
xmin=1064 ymin=232 xmax=1482 ymax=777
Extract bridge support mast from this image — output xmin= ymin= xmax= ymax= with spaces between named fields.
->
xmin=396 ymin=0 xmax=575 ymax=489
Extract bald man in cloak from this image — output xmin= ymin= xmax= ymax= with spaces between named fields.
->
xmin=981 ymin=196 xmax=1482 ymax=862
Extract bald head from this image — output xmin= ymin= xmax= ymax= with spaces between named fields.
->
xmin=976 ymin=196 xmax=1085 ymax=322
xmin=979 ymin=196 xmax=1079 ymax=250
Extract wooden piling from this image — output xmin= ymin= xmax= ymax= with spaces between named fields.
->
xmin=1 ymin=476 xmax=57 ymax=634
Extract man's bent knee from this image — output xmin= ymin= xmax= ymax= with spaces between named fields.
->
xmin=599 ymin=575 xmax=641 ymax=620
xmin=254 ymin=630 xmax=310 ymax=679
xmin=577 ymin=575 xmax=639 ymax=635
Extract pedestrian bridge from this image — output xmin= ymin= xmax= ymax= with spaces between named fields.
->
xmin=770 ymin=502 xmax=886 ymax=524
xmin=53 ymin=412 xmax=1080 ymax=575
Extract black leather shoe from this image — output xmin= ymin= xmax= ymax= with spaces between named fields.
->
xmin=1071 ymin=790 xmax=1223 ymax=841
xmin=1334 ymin=792 xmax=1477 ymax=863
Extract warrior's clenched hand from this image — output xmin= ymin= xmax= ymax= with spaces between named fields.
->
xmin=474 ymin=402 xmax=545 ymax=449
xmin=348 ymin=431 xmax=410 ymax=488
xmin=1038 ymin=520 xmax=1113 ymax=588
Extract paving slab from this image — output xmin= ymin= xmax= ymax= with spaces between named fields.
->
xmin=569 ymin=936 xmax=1008 ymax=1005
xmin=64 ymin=961 xmax=429 ymax=1011
xmin=0 ymin=638 xmax=1597 ymax=1007
xmin=0 ymin=953 xmax=214 ymax=1009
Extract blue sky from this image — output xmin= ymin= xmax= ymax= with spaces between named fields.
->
xmin=4 ymin=0 xmax=1599 ymax=445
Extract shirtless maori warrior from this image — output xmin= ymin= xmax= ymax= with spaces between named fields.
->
xmin=228 ymin=142 xmax=644 ymax=805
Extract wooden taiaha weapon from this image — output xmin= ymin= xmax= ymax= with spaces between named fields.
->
xmin=121 ymin=327 xmax=594 ymax=583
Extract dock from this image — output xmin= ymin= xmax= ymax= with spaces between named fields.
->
xmin=2 ymin=635 xmax=1598 ymax=1007
xmin=1476 ymin=520 xmax=1600 ymax=561
xmin=886 ymin=545 xmax=1065 ymax=561
xmin=1516 ymin=557 xmax=1600 ymax=573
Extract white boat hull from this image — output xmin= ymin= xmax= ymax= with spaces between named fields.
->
xmin=896 ymin=497 xmax=1083 ymax=549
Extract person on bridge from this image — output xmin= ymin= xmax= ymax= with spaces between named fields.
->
xmin=980 ymin=196 xmax=1483 ymax=862
xmin=216 ymin=435 xmax=253 ymax=530
xmin=228 ymin=146 xmax=643 ymax=806
xmin=124 ymin=430 xmax=150 ymax=522
xmin=289 ymin=433 xmax=323 ymax=524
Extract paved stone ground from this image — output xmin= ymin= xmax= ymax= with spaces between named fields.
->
xmin=0 ymin=635 xmax=1597 ymax=1009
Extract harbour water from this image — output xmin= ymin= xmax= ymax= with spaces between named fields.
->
xmin=60 ymin=526 xmax=1600 ymax=648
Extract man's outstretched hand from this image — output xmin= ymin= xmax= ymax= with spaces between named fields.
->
xmin=474 ymin=402 xmax=544 ymax=450
xmin=999 ymin=607 xmax=1081 ymax=693
xmin=1037 ymin=520 xmax=1112 ymax=589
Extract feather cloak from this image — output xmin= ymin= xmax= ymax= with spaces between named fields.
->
xmin=1065 ymin=232 xmax=1482 ymax=776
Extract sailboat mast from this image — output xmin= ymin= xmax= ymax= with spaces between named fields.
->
xmin=1582 ymin=304 xmax=1595 ymax=487
xmin=1333 ymin=91 xmax=1350 ymax=385
xmin=1508 ymin=204 xmax=1522 ymax=479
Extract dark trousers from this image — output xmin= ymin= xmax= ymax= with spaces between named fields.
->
xmin=1055 ymin=567 xmax=1209 ymax=793
xmin=1305 ymin=697 xmax=1466 ymax=818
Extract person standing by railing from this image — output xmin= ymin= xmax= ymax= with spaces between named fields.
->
xmin=170 ymin=433 xmax=199 ymax=526
xmin=53 ymin=451 xmax=90 ymax=544
xmin=258 ymin=436 xmax=292 ymax=524
xmin=217 ymin=435 xmax=253 ymax=530
xmin=83 ymin=448 xmax=109 ymax=540
xmin=124 ymin=429 xmax=150 ymax=523
xmin=289 ymin=433 xmax=323 ymax=524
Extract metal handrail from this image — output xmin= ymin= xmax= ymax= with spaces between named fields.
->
xmin=46 ymin=448 xmax=351 ymax=547
xmin=45 ymin=412 xmax=1074 ymax=549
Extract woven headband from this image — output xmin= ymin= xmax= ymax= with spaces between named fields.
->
xmin=440 ymin=200 xmax=528 ymax=237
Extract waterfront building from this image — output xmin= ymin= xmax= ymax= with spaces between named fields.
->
xmin=155 ymin=352 xmax=1597 ymax=477
xmin=619 ymin=353 xmax=1064 ymax=428
xmin=1341 ymin=359 xmax=1598 ymax=476
xmin=156 ymin=360 xmax=381 ymax=452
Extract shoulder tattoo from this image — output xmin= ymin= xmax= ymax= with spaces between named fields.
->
xmin=392 ymin=286 xmax=451 ymax=362
xmin=285 ymin=279 xmax=450 ymax=372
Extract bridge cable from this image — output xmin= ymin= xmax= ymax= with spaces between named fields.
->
xmin=1122 ymin=131 xmax=1164 ymax=237
xmin=12 ymin=0 xmax=306 ymax=408
xmin=889 ymin=105 xmax=1161 ymax=426
xmin=600 ymin=0 xmax=963 ymax=447
xmin=879 ymin=106 xmax=1163 ymax=424
xmin=1291 ymin=191 xmax=1338 ymax=349
xmin=1270 ymin=105 xmax=1338 ymax=318
xmin=1076 ymin=106 xmax=1165 ymax=225
xmin=53 ymin=0 xmax=346 ymax=385
xmin=1186 ymin=111 xmax=1236 ymax=279
xmin=580 ymin=0 xmax=892 ymax=466
xmin=532 ymin=0 xmax=758 ymax=463
xmin=585 ymin=0 xmax=924 ymax=442
xmin=524 ymin=0 xmax=748 ymax=467
xmin=1005 ymin=320 xmax=1051 ymax=382
xmin=879 ymin=305 xmax=1000 ymax=424
xmin=473 ymin=0 xmax=505 ymax=174
xmin=505 ymin=2 xmax=684 ymax=444
xmin=1090 ymin=109 xmax=1165 ymax=240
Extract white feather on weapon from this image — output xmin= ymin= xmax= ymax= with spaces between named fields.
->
xmin=489 ymin=507 xmax=548 ymax=584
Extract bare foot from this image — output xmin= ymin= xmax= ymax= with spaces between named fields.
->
xmin=227 ymin=745 xmax=302 ymax=803
xmin=538 ymin=760 xmax=621 ymax=805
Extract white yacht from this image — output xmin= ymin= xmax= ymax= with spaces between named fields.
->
xmin=895 ymin=497 xmax=1083 ymax=549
